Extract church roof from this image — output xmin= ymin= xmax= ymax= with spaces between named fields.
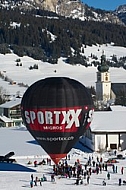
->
xmin=97 ymin=63 xmax=109 ymax=73
xmin=97 ymin=53 xmax=109 ymax=73
xmin=90 ymin=108 xmax=126 ymax=133
xmin=111 ymin=83 xmax=126 ymax=95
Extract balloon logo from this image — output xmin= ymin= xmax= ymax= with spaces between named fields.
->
xmin=21 ymin=77 xmax=94 ymax=165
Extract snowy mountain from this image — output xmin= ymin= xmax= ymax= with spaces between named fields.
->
xmin=0 ymin=0 xmax=125 ymax=25
xmin=114 ymin=4 xmax=126 ymax=24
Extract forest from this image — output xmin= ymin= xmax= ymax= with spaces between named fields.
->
xmin=0 ymin=8 xmax=126 ymax=66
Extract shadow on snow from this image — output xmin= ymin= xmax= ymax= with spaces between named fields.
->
xmin=0 ymin=162 xmax=36 ymax=172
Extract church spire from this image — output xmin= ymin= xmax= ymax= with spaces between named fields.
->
xmin=97 ymin=50 xmax=109 ymax=72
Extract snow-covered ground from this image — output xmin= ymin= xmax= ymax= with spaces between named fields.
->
xmin=0 ymin=44 xmax=126 ymax=98
xmin=0 ymin=126 xmax=126 ymax=189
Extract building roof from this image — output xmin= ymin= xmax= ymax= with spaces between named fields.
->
xmin=111 ymin=83 xmax=126 ymax=95
xmin=110 ymin=105 xmax=126 ymax=111
xmin=97 ymin=53 xmax=109 ymax=73
xmin=90 ymin=108 xmax=126 ymax=133
xmin=0 ymin=98 xmax=21 ymax=109
xmin=0 ymin=115 xmax=13 ymax=123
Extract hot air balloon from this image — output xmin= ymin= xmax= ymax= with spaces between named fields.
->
xmin=21 ymin=77 xmax=94 ymax=165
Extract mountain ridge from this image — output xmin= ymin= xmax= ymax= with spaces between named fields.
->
xmin=0 ymin=0 xmax=125 ymax=64
xmin=0 ymin=0 xmax=126 ymax=25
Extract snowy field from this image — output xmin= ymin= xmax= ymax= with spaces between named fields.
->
xmin=0 ymin=126 xmax=126 ymax=189
xmin=0 ymin=44 xmax=126 ymax=98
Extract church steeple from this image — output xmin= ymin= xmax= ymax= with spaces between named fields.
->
xmin=96 ymin=51 xmax=111 ymax=102
xmin=97 ymin=51 xmax=109 ymax=73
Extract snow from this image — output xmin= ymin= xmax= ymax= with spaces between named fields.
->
xmin=110 ymin=105 xmax=126 ymax=111
xmin=0 ymin=44 xmax=126 ymax=189
xmin=0 ymin=44 xmax=126 ymax=98
xmin=0 ymin=126 xmax=126 ymax=189
xmin=10 ymin=22 xmax=21 ymax=29
xmin=91 ymin=110 xmax=126 ymax=132
xmin=0 ymin=98 xmax=21 ymax=108
xmin=0 ymin=115 xmax=13 ymax=122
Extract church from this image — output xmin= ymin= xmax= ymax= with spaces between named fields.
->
xmin=96 ymin=51 xmax=126 ymax=106
xmin=96 ymin=51 xmax=111 ymax=102
xmin=74 ymin=53 xmax=126 ymax=153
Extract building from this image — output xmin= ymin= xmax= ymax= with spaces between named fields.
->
xmin=111 ymin=83 xmax=126 ymax=105
xmin=0 ymin=98 xmax=22 ymax=127
xmin=76 ymin=53 xmax=126 ymax=153
xmin=0 ymin=115 xmax=14 ymax=127
xmin=94 ymin=50 xmax=126 ymax=151
xmin=96 ymin=51 xmax=111 ymax=102
xmin=90 ymin=106 xmax=126 ymax=152
xmin=96 ymin=51 xmax=126 ymax=106
xmin=75 ymin=106 xmax=126 ymax=153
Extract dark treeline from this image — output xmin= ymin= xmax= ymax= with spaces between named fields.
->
xmin=0 ymin=8 xmax=126 ymax=64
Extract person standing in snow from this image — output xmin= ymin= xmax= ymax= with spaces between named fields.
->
xmin=97 ymin=156 xmax=99 ymax=163
xmin=119 ymin=178 xmax=122 ymax=186
xmin=114 ymin=150 xmax=117 ymax=156
xmin=30 ymin=174 xmax=34 ymax=188
xmin=92 ymin=160 xmax=95 ymax=167
xmin=40 ymin=178 xmax=43 ymax=186
xmin=115 ymin=165 xmax=118 ymax=173
xmin=30 ymin=180 xmax=33 ymax=188
xmin=112 ymin=164 xmax=115 ymax=173
xmin=83 ymin=171 xmax=87 ymax=179
xmin=87 ymin=174 xmax=90 ymax=184
xmin=34 ymin=176 xmax=38 ymax=186
xmin=121 ymin=167 xmax=124 ymax=174
xmin=105 ymin=163 xmax=108 ymax=171
xmin=96 ymin=165 xmax=99 ymax=174
xmin=31 ymin=174 xmax=33 ymax=182
xmin=100 ymin=157 xmax=103 ymax=163
xmin=107 ymin=172 xmax=110 ymax=180
xmin=51 ymin=174 xmax=55 ymax=182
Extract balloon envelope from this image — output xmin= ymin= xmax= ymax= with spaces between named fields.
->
xmin=21 ymin=77 xmax=94 ymax=164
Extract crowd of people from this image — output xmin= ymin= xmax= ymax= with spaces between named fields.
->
xmin=29 ymin=153 xmax=126 ymax=188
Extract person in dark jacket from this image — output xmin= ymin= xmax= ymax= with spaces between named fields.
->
xmin=87 ymin=175 xmax=90 ymax=184
xmin=107 ymin=172 xmax=110 ymax=180
xmin=119 ymin=178 xmax=122 ymax=186
xmin=31 ymin=174 xmax=33 ymax=182
xmin=30 ymin=180 xmax=33 ymax=188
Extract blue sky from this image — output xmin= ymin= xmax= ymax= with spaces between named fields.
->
xmin=82 ymin=0 xmax=126 ymax=11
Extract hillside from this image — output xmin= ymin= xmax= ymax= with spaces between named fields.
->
xmin=0 ymin=44 xmax=126 ymax=100
xmin=0 ymin=8 xmax=126 ymax=65
xmin=0 ymin=1 xmax=126 ymax=65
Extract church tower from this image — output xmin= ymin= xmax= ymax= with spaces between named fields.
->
xmin=96 ymin=51 xmax=111 ymax=101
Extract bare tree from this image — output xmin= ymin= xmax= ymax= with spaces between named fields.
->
xmin=0 ymin=86 xmax=9 ymax=104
